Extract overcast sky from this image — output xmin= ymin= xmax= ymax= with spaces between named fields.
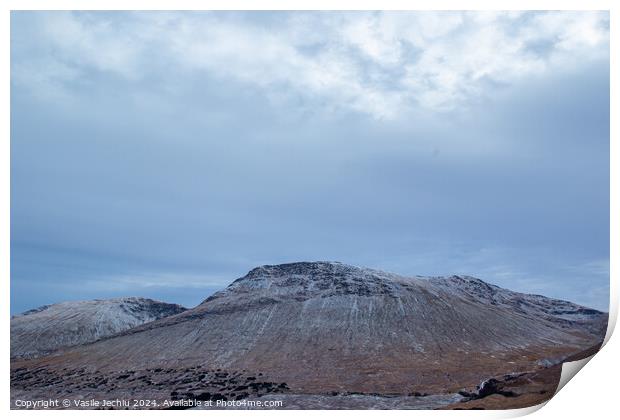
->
xmin=10 ymin=11 xmax=609 ymax=313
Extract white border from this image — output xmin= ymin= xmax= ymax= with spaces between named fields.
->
xmin=2 ymin=1 xmax=617 ymax=420
xmin=0 ymin=0 xmax=616 ymax=11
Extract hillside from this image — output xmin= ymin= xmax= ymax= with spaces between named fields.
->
xmin=10 ymin=262 xmax=607 ymax=409
xmin=11 ymin=297 xmax=187 ymax=359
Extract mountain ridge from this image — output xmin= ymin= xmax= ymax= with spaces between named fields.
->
xmin=10 ymin=261 xmax=607 ymax=409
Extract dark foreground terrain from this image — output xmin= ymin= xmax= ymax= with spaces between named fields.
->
xmin=11 ymin=262 xmax=607 ymax=410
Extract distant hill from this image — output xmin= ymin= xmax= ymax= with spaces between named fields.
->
xmin=11 ymin=297 xmax=187 ymax=359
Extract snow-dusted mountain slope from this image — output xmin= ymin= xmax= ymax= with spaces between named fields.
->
xmin=11 ymin=297 xmax=187 ymax=358
xmin=13 ymin=262 xmax=606 ymax=398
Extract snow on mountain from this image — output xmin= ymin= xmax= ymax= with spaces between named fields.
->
xmin=10 ymin=262 xmax=607 ymax=408
xmin=11 ymin=297 xmax=187 ymax=359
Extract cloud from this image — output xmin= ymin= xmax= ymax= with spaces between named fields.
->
xmin=10 ymin=11 xmax=610 ymax=313
xmin=11 ymin=11 xmax=609 ymax=119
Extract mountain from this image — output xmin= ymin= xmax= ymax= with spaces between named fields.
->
xmin=11 ymin=297 xmax=187 ymax=359
xmin=10 ymin=262 xmax=607 ymax=409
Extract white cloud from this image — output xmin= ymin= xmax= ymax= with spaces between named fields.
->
xmin=40 ymin=12 xmax=142 ymax=80
xmin=12 ymin=11 xmax=609 ymax=119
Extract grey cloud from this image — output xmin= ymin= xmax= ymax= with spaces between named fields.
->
xmin=10 ymin=11 xmax=609 ymax=313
